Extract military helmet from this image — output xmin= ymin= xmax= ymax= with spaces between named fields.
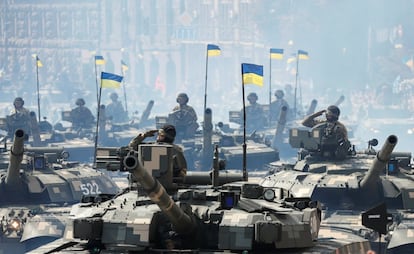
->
xmin=76 ymin=98 xmax=85 ymax=106
xmin=326 ymin=105 xmax=340 ymax=120
xmin=176 ymin=93 xmax=189 ymax=103
xmin=247 ymin=92 xmax=258 ymax=101
xmin=159 ymin=124 xmax=176 ymax=143
xmin=110 ymin=92 xmax=118 ymax=100
xmin=275 ymin=90 xmax=284 ymax=98
xmin=14 ymin=97 xmax=24 ymax=105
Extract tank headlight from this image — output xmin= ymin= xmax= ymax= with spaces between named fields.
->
xmin=263 ymin=189 xmax=275 ymax=201
xmin=9 ymin=218 xmax=21 ymax=231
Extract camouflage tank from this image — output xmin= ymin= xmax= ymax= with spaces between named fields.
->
xmin=0 ymin=129 xmax=120 ymax=253
xmin=261 ymin=126 xmax=414 ymax=253
xmin=28 ymin=142 xmax=325 ymax=253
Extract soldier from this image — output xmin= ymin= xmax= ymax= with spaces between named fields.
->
xmin=106 ymin=92 xmax=128 ymax=123
xmin=269 ymin=89 xmax=290 ymax=123
xmin=302 ymin=105 xmax=349 ymax=158
xmin=128 ymin=124 xmax=187 ymax=177
xmin=243 ymin=92 xmax=266 ymax=133
xmin=168 ymin=93 xmax=199 ymax=139
xmin=69 ymin=98 xmax=95 ymax=129
xmin=6 ymin=97 xmax=31 ymax=137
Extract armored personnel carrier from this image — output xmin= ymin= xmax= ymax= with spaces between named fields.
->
xmin=0 ymin=129 xmax=120 ymax=253
xmin=28 ymin=141 xmax=327 ymax=253
xmin=261 ymin=126 xmax=414 ymax=253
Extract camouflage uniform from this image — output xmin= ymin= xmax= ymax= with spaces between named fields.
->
xmin=302 ymin=107 xmax=349 ymax=159
xmin=106 ymin=93 xmax=128 ymax=123
xmin=269 ymin=97 xmax=290 ymax=123
xmin=70 ymin=106 xmax=95 ymax=129
xmin=169 ymin=99 xmax=199 ymax=138
xmin=243 ymin=93 xmax=266 ymax=133
xmin=302 ymin=111 xmax=348 ymax=141
xmin=129 ymin=128 xmax=187 ymax=177
xmin=7 ymin=106 xmax=31 ymax=137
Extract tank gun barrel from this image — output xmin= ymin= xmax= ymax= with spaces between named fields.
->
xmin=6 ymin=129 xmax=25 ymax=187
xmin=306 ymin=99 xmax=318 ymax=116
xmin=123 ymin=153 xmax=196 ymax=235
xmin=360 ymin=135 xmax=398 ymax=188
xmin=272 ymin=106 xmax=288 ymax=147
xmin=140 ymin=100 xmax=154 ymax=123
xmin=202 ymin=108 xmax=213 ymax=167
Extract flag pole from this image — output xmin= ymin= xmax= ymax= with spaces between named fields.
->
xmin=94 ymin=59 xmax=99 ymax=105
xmin=93 ymin=75 xmax=103 ymax=168
xmin=268 ymin=52 xmax=272 ymax=122
xmin=203 ymin=45 xmax=209 ymax=114
xmin=241 ymin=64 xmax=247 ymax=182
xmin=35 ymin=57 xmax=41 ymax=122
xmin=121 ymin=63 xmax=128 ymax=116
xmin=294 ymin=52 xmax=299 ymax=119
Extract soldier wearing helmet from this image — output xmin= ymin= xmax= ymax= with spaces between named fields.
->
xmin=129 ymin=124 xmax=187 ymax=177
xmin=302 ymin=105 xmax=349 ymax=158
xmin=269 ymin=89 xmax=290 ymax=123
xmin=106 ymin=92 xmax=128 ymax=123
xmin=243 ymin=92 xmax=266 ymax=133
xmin=169 ymin=92 xmax=199 ymax=139
xmin=6 ymin=97 xmax=31 ymax=137
xmin=70 ymin=98 xmax=95 ymax=129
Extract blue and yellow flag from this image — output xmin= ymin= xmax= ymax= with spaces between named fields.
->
xmin=298 ymin=50 xmax=309 ymax=60
xmin=207 ymin=44 xmax=221 ymax=57
xmin=121 ymin=60 xmax=129 ymax=72
xmin=101 ymin=72 xmax=123 ymax=88
xmin=241 ymin=63 xmax=263 ymax=87
xmin=270 ymin=48 xmax=284 ymax=59
xmin=95 ymin=55 xmax=105 ymax=65
xmin=35 ymin=56 xmax=43 ymax=67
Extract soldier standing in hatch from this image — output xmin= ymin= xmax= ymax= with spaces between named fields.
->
xmin=6 ymin=97 xmax=31 ymax=137
xmin=70 ymin=98 xmax=95 ymax=130
xmin=269 ymin=89 xmax=290 ymax=123
xmin=106 ymin=92 xmax=128 ymax=123
xmin=169 ymin=93 xmax=199 ymax=139
xmin=243 ymin=92 xmax=266 ymax=133
xmin=129 ymin=124 xmax=187 ymax=177
xmin=301 ymin=105 xmax=348 ymax=142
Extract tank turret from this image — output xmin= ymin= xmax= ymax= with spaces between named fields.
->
xmin=262 ymin=132 xmax=414 ymax=253
xmin=123 ymin=151 xmax=196 ymax=235
xmin=0 ymin=129 xmax=119 ymax=253
xmin=5 ymin=129 xmax=25 ymax=187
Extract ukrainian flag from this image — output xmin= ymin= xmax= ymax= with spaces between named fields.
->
xmin=95 ymin=55 xmax=105 ymax=65
xmin=101 ymin=72 xmax=123 ymax=88
xmin=241 ymin=63 xmax=263 ymax=87
xmin=36 ymin=56 xmax=43 ymax=67
xmin=121 ymin=60 xmax=129 ymax=72
xmin=270 ymin=48 xmax=284 ymax=59
xmin=298 ymin=50 xmax=309 ymax=60
xmin=207 ymin=44 xmax=221 ymax=57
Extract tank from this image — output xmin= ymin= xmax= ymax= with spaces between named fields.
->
xmin=262 ymin=126 xmax=414 ymax=253
xmin=27 ymin=142 xmax=329 ymax=253
xmin=0 ymin=129 xmax=120 ymax=253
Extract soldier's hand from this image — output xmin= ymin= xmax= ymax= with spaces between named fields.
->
xmin=144 ymin=129 xmax=158 ymax=137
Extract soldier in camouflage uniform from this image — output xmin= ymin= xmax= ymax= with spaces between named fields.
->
xmin=6 ymin=97 xmax=31 ymax=137
xmin=129 ymin=124 xmax=187 ymax=177
xmin=168 ymin=93 xmax=199 ymax=139
xmin=243 ymin=92 xmax=266 ymax=133
xmin=70 ymin=98 xmax=95 ymax=130
xmin=269 ymin=89 xmax=290 ymax=123
xmin=302 ymin=105 xmax=350 ymax=159
xmin=106 ymin=92 xmax=128 ymax=123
